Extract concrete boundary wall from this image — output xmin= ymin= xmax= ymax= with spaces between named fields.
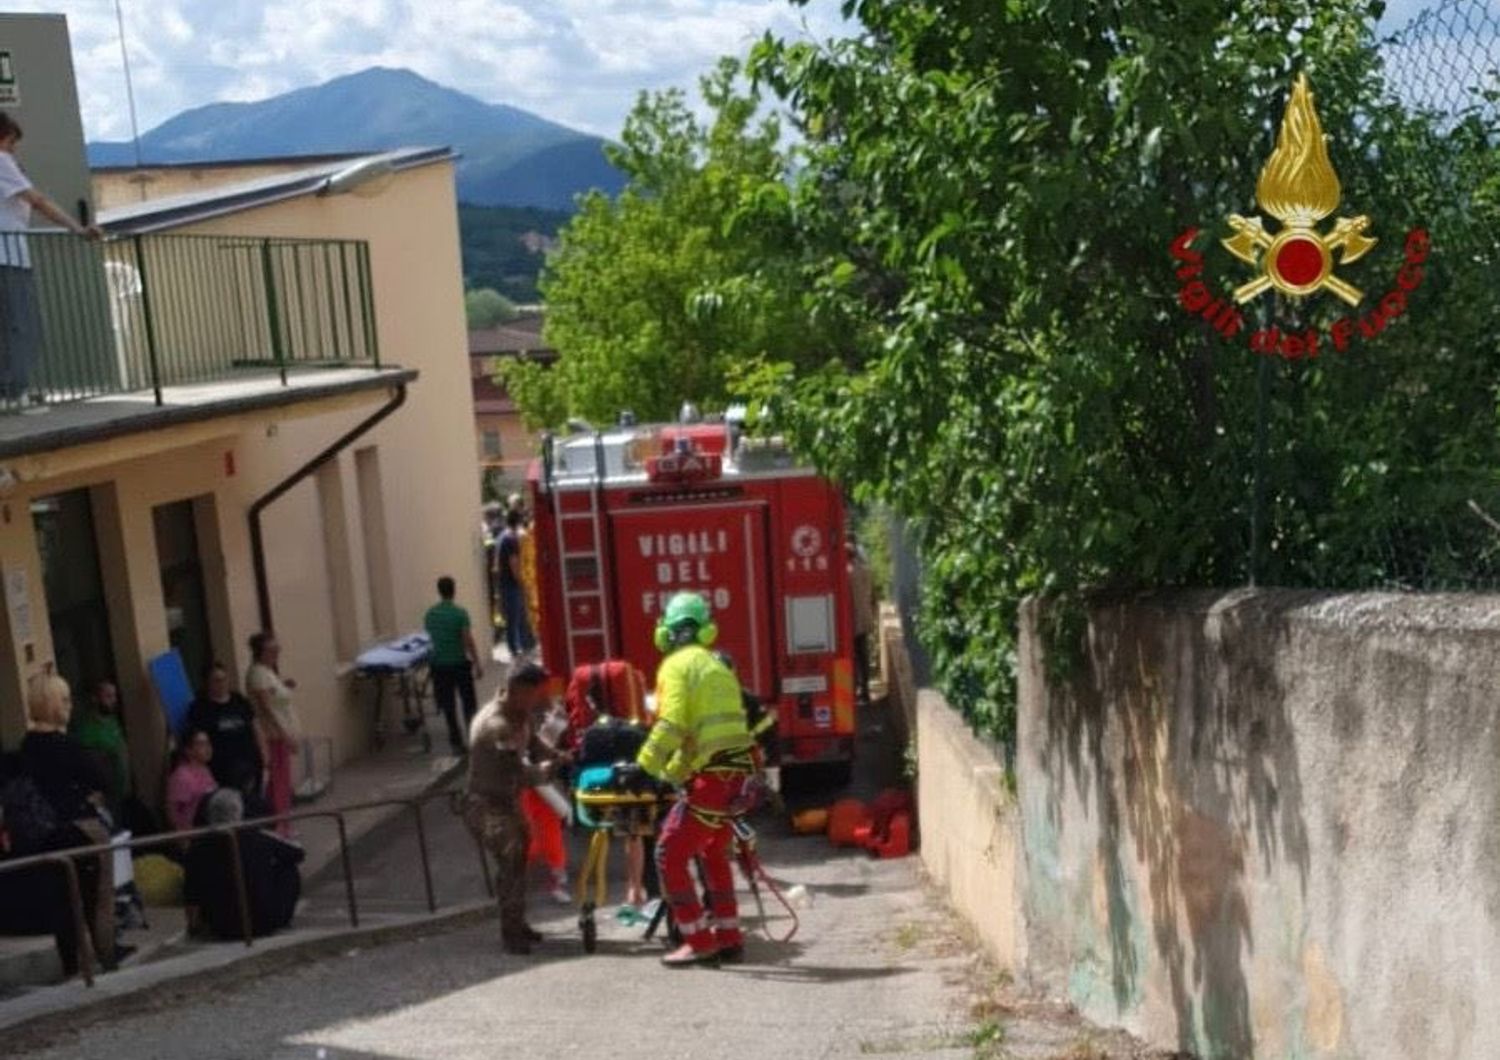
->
xmin=915 ymin=689 xmax=1026 ymax=972
xmin=1018 ymin=590 xmax=1500 ymax=1060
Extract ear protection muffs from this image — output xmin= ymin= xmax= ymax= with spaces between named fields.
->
xmin=654 ymin=619 xmax=719 ymax=653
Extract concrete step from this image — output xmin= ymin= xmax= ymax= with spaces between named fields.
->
xmin=0 ymin=935 xmax=61 ymax=991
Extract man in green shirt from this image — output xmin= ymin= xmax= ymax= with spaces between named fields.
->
xmin=69 ymin=679 xmax=131 ymax=816
xmin=425 ymin=576 xmax=484 ymax=754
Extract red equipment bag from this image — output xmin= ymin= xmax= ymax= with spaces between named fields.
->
xmin=564 ymin=660 xmax=648 ymax=746
xmin=854 ymin=788 xmax=914 ymax=858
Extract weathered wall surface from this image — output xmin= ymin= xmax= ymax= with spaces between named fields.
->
xmin=916 ymin=689 xmax=1026 ymax=972
xmin=1018 ymin=589 xmax=1500 ymax=1059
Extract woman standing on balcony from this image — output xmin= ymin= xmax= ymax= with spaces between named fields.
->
xmin=245 ymin=632 xmax=302 ymax=837
xmin=0 ymin=114 xmax=102 ymax=403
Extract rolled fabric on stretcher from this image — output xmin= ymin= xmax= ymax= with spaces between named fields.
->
xmin=355 ymin=632 xmax=435 ymax=751
xmin=355 ymin=633 xmax=432 ymax=671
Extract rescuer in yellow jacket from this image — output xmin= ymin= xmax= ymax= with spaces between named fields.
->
xmin=634 ymin=591 xmax=756 ymax=967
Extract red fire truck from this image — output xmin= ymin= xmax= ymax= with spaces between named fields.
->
xmin=527 ymin=416 xmax=858 ymax=774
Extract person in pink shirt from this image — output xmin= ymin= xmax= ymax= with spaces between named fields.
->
xmin=166 ymin=729 xmax=218 ymax=833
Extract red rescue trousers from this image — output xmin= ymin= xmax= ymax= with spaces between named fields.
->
xmin=656 ymin=771 xmax=750 ymax=954
xmin=521 ymin=788 xmax=566 ymax=872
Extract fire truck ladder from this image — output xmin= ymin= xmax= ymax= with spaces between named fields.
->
xmin=552 ymin=432 xmax=614 ymax=671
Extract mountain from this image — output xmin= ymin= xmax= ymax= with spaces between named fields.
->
xmin=86 ymin=67 xmax=624 ymax=211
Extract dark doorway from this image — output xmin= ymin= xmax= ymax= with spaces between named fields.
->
xmin=154 ymin=498 xmax=212 ymax=692
xmin=31 ymin=488 xmax=117 ymax=697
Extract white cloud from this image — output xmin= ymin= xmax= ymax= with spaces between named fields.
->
xmin=1 ymin=0 xmax=849 ymax=142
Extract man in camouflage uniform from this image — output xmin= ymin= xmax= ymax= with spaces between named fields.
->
xmin=462 ymin=663 xmax=558 ymax=954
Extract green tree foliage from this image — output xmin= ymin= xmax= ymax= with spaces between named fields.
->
xmin=733 ymin=0 xmax=1500 ymax=740
xmin=465 ymin=287 xmax=520 ymax=330
xmin=502 ymin=58 xmax=853 ymax=428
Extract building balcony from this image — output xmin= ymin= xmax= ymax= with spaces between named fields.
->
xmin=0 ymin=230 xmax=412 ymax=459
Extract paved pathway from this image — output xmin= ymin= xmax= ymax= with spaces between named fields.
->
xmin=9 ymin=816 xmax=1169 ymax=1060
xmin=13 ymin=833 xmax=968 ymax=1059
xmin=7 ymin=692 xmax=1170 ymax=1059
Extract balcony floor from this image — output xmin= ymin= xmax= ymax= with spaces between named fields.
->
xmin=0 ymin=365 xmax=417 ymax=461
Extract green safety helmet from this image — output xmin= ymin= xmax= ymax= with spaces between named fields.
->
xmin=654 ymin=592 xmax=718 ymax=652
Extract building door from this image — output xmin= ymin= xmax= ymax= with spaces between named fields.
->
xmin=153 ymin=499 xmax=212 ymax=690
xmin=31 ymin=488 xmax=116 ymax=696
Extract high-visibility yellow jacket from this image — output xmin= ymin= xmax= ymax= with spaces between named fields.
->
xmin=637 ymin=644 xmax=754 ymax=785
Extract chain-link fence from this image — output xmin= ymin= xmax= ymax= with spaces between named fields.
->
xmin=1382 ymin=0 xmax=1499 ymax=126
xmin=1381 ymin=0 xmax=1499 ymax=259
xmin=1359 ymin=502 xmax=1500 ymax=592
xmin=1348 ymin=0 xmax=1500 ymax=592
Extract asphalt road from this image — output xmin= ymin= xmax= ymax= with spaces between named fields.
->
xmin=17 ymin=827 xmax=987 ymax=1060
xmin=10 ymin=699 xmax=1163 ymax=1060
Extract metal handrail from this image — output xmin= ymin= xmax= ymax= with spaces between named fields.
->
xmin=0 ymin=229 xmax=380 ymax=413
xmin=0 ymin=786 xmax=489 ymax=988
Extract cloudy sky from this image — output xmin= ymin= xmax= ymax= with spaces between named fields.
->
xmin=1 ymin=0 xmax=1461 ymax=143
xmin=7 ymin=0 xmax=850 ymax=142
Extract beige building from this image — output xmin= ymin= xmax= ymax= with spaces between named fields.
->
xmin=0 ymin=149 xmax=487 ymax=805
xmin=92 ymin=155 xmax=362 ymax=213
xmin=469 ymin=313 xmax=550 ymax=499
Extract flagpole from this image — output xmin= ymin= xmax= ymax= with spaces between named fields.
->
xmin=113 ymin=0 xmax=146 ymax=200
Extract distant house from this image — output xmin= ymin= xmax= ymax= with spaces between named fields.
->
xmin=517 ymin=231 xmax=557 ymax=255
xmin=469 ymin=312 xmax=554 ymax=496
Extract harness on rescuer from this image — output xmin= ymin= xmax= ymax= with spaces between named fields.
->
xmin=632 ymin=590 xmax=798 ymax=965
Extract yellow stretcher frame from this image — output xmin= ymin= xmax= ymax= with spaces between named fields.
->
xmin=573 ymin=788 xmax=672 ymax=952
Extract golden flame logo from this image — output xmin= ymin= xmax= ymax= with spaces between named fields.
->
xmin=1223 ymin=75 xmax=1376 ymax=306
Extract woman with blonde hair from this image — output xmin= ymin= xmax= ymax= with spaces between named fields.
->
xmin=11 ymin=671 xmax=119 ymax=973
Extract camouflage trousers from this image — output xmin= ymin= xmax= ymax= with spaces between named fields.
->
xmin=462 ymin=794 xmax=530 ymax=940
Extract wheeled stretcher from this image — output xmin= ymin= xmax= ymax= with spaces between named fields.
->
xmin=572 ymin=763 xmax=673 ymax=953
xmin=571 ymin=763 xmax=799 ymax=954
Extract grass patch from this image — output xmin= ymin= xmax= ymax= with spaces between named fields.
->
xmin=893 ymin=921 xmax=926 ymax=951
xmin=857 ymin=1021 xmax=1006 ymax=1056
xmin=968 ymin=1019 xmax=1006 ymax=1057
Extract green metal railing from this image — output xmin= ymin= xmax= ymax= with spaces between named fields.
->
xmin=0 ymin=230 xmax=380 ymax=411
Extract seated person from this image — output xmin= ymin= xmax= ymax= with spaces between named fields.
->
xmin=165 ymin=728 xmax=218 ymax=833
xmin=186 ymin=662 xmax=268 ymax=811
xmin=565 ymin=661 xmax=654 ymax=908
xmin=1 ymin=674 xmax=119 ymax=974
xmin=575 ymin=713 xmax=654 ymax=910
xmin=183 ymin=789 xmax=304 ymax=940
